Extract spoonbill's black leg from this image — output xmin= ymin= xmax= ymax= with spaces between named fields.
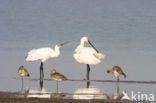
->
xmin=40 ymin=62 xmax=43 ymax=90
xmin=86 ymin=64 xmax=90 ymax=88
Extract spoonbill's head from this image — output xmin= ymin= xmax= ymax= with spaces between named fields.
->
xmin=57 ymin=41 xmax=69 ymax=48
xmin=81 ymin=36 xmax=99 ymax=53
xmin=81 ymin=37 xmax=89 ymax=43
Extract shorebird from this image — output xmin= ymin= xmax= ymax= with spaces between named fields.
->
xmin=107 ymin=66 xmax=126 ymax=93
xmin=18 ymin=66 xmax=30 ymax=90
xmin=26 ymin=42 xmax=68 ymax=90
xmin=107 ymin=92 xmax=124 ymax=100
xmin=73 ymin=37 xmax=105 ymax=88
xmin=50 ymin=69 xmax=67 ymax=93
xmin=107 ymin=66 xmax=126 ymax=82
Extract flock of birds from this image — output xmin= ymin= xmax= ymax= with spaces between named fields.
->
xmin=18 ymin=36 xmax=126 ymax=93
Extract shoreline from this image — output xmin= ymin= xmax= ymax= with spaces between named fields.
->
xmin=0 ymin=92 xmax=151 ymax=103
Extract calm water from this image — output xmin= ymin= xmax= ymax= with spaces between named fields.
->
xmin=0 ymin=0 xmax=156 ymax=96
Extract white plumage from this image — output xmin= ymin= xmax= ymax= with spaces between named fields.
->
xmin=26 ymin=46 xmax=61 ymax=62
xmin=73 ymin=37 xmax=105 ymax=65
xmin=26 ymin=42 xmax=68 ymax=90
xmin=74 ymin=47 xmax=104 ymax=64
xmin=73 ymin=37 xmax=105 ymax=88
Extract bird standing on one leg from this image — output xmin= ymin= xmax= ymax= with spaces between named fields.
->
xmin=74 ymin=37 xmax=105 ymax=88
xmin=50 ymin=69 xmax=67 ymax=93
xmin=26 ymin=42 xmax=68 ymax=90
xmin=107 ymin=66 xmax=126 ymax=93
xmin=18 ymin=66 xmax=30 ymax=91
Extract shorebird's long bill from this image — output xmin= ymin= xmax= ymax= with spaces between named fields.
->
xmin=88 ymin=40 xmax=99 ymax=53
xmin=58 ymin=41 xmax=69 ymax=47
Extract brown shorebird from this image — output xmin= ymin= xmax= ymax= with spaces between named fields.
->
xmin=107 ymin=92 xmax=124 ymax=100
xmin=18 ymin=66 xmax=30 ymax=91
xmin=107 ymin=66 xmax=126 ymax=81
xmin=50 ymin=69 xmax=67 ymax=93
xmin=107 ymin=66 xmax=126 ymax=93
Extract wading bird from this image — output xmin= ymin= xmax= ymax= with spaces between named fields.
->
xmin=26 ymin=42 xmax=68 ymax=90
xmin=107 ymin=66 xmax=126 ymax=82
xmin=18 ymin=66 xmax=30 ymax=91
xmin=73 ymin=37 xmax=105 ymax=88
xmin=50 ymin=69 xmax=67 ymax=93
xmin=107 ymin=66 xmax=126 ymax=93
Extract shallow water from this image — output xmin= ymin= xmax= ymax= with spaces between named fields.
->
xmin=0 ymin=0 xmax=156 ymax=97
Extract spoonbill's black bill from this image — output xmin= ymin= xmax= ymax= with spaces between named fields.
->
xmin=88 ymin=40 xmax=99 ymax=53
xmin=58 ymin=41 xmax=69 ymax=47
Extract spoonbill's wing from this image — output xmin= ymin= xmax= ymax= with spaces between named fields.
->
xmin=79 ymin=47 xmax=105 ymax=59
xmin=26 ymin=48 xmax=54 ymax=62
xmin=74 ymin=47 xmax=104 ymax=64
xmin=93 ymin=52 xmax=105 ymax=59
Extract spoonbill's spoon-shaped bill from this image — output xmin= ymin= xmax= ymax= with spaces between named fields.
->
xmin=57 ymin=41 xmax=69 ymax=47
xmin=88 ymin=40 xmax=99 ymax=53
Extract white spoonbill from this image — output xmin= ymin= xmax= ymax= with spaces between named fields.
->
xmin=26 ymin=42 xmax=68 ymax=90
xmin=73 ymin=37 xmax=105 ymax=88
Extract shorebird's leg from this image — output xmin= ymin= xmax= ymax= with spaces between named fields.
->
xmin=56 ymin=81 xmax=58 ymax=93
xmin=86 ymin=64 xmax=90 ymax=88
xmin=117 ymin=77 xmax=119 ymax=83
xmin=40 ymin=62 xmax=43 ymax=90
xmin=21 ymin=77 xmax=24 ymax=91
xmin=116 ymin=77 xmax=119 ymax=93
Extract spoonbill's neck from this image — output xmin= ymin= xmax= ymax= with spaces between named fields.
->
xmin=80 ymin=40 xmax=85 ymax=47
xmin=54 ymin=45 xmax=60 ymax=57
